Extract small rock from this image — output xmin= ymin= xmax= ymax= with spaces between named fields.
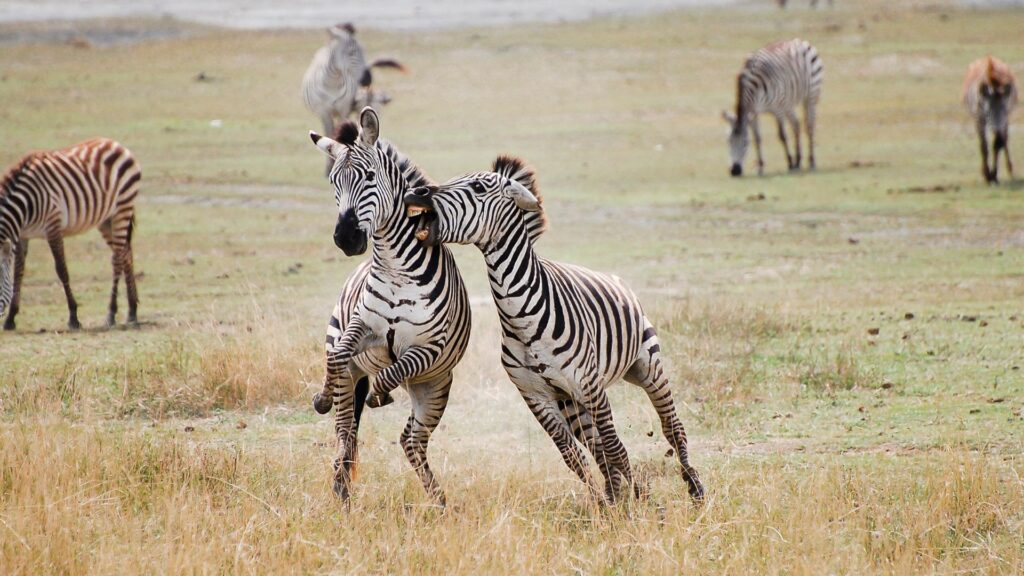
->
xmin=901 ymin=332 xmax=910 ymax=340
xmin=961 ymin=315 xmax=977 ymax=322
xmin=904 ymin=312 xmax=914 ymax=320
xmin=858 ymin=406 xmax=866 ymax=413
xmin=236 ymin=421 xmax=248 ymax=429
xmin=867 ymin=327 xmax=880 ymax=335
xmin=645 ymin=431 xmax=654 ymax=437
xmin=969 ymin=409 xmax=981 ymax=415
xmin=881 ymin=382 xmax=894 ymax=389
xmin=664 ymin=448 xmax=675 ymax=458
xmin=988 ymin=397 xmax=1006 ymax=404
xmin=184 ymin=425 xmax=195 ymax=432
xmin=979 ymin=320 xmax=988 ymax=327
xmin=848 ymin=237 xmax=860 ymax=245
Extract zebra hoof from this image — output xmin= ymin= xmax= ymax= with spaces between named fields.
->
xmin=312 ymin=393 xmax=333 ymax=414
xmin=67 ymin=319 xmax=82 ymax=331
xmin=365 ymin=392 xmax=394 ymax=409
xmin=3 ymin=320 xmax=14 ymax=331
xmin=686 ymin=473 xmax=706 ymax=503
xmin=332 ymin=478 xmax=351 ymax=500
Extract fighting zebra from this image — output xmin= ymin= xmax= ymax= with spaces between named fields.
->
xmin=403 ymin=158 xmax=704 ymax=503
xmin=302 ymin=22 xmax=406 ymax=175
xmin=0 ymin=138 xmax=140 ymax=331
xmin=963 ymin=56 xmax=1017 ymax=184
xmin=723 ymin=38 xmax=823 ymax=177
xmin=308 ymin=108 xmax=471 ymax=507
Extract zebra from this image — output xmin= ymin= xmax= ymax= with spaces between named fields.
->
xmin=722 ymin=38 xmax=823 ymax=177
xmin=402 ymin=157 xmax=704 ymax=503
xmin=307 ymin=107 xmax=471 ymax=507
xmin=777 ymin=0 xmax=833 ymax=8
xmin=0 ymin=138 xmax=140 ymax=331
xmin=301 ymin=23 xmax=406 ymax=175
xmin=963 ymin=56 xmax=1017 ymax=184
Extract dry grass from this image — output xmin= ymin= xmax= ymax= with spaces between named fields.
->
xmin=1 ymin=1 xmax=1024 ymax=573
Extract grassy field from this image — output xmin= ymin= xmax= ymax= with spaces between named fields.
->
xmin=1 ymin=1 xmax=1023 ymax=573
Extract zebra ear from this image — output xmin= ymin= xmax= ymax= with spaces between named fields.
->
xmin=359 ymin=107 xmax=380 ymax=147
xmin=309 ymin=131 xmax=344 ymax=160
xmin=507 ymin=180 xmax=541 ymax=212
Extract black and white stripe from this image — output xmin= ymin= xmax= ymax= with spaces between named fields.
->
xmin=723 ymin=38 xmax=823 ymax=176
xmin=308 ymin=108 xmax=470 ymax=507
xmin=404 ymin=157 xmax=703 ymax=503
xmin=963 ymin=56 xmax=1017 ymax=184
xmin=0 ymin=138 xmax=140 ymax=330
xmin=301 ymin=23 xmax=405 ymax=175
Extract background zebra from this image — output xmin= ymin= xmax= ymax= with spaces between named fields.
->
xmin=963 ymin=56 xmax=1017 ymax=184
xmin=0 ymin=138 xmax=140 ymax=331
xmin=403 ymin=158 xmax=704 ymax=503
xmin=776 ymin=0 xmax=833 ymax=8
xmin=308 ymin=108 xmax=471 ymax=507
xmin=723 ymin=38 xmax=823 ymax=177
xmin=301 ymin=23 xmax=405 ymax=175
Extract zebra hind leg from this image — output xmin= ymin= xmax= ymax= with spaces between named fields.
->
xmin=332 ymin=375 xmax=369 ymax=500
xmin=625 ymin=331 xmax=705 ymax=502
xmin=400 ymin=375 xmax=454 ymax=508
xmin=526 ymin=396 xmax=602 ymax=500
xmin=774 ymin=114 xmax=794 ymax=171
xmin=787 ymin=110 xmax=802 ymax=170
xmin=584 ymin=389 xmax=637 ymax=503
xmin=558 ymin=397 xmax=621 ymax=502
xmin=3 ymin=240 xmax=28 ymax=331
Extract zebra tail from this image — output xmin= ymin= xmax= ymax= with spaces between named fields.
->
xmin=369 ymin=58 xmax=407 ymax=73
xmin=126 ymin=214 xmax=136 ymax=246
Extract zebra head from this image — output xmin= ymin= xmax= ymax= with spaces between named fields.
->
xmin=403 ymin=160 xmax=541 ymax=250
xmin=0 ymin=238 xmax=13 ymax=318
xmin=327 ymin=23 xmax=372 ymax=87
xmin=310 ymin=107 xmax=400 ymax=256
xmin=722 ymin=111 xmax=749 ymax=177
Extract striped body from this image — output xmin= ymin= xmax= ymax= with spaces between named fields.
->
xmin=0 ymin=138 xmax=140 ymax=330
xmin=301 ymin=24 xmax=404 ymax=174
xmin=726 ymin=38 xmax=823 ymax=176
xmin=309 ymin=109 xmax=470 ymax=506
xmin=405 ymin=158 xmax=703 ymax=502
xmin=963 ymin=56 xmax=1017 ymax=184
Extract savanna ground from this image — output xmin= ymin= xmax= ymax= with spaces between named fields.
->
xmin=1 ymin=1 xmax=1023 ymax=573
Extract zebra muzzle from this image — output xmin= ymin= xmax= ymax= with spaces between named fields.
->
xmin=404 ymin=194 xmax=437 ymax=244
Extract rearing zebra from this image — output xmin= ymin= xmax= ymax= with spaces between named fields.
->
xmin=962 ymin=56 xmax=1017 ymax=184
xmin=301 ymin=23 xmax=405 ymax=174
xmin=723 ymin=38 xmax=823 ymax=177
xmin=308 ymin=108 xmax=471 ymax=507
xmin=0 ymin=138 xmax=140 ymax=331
xmin=403 ymin=158 xmax=704 ymax=503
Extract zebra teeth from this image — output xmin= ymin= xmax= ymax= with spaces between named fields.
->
xmin=415 ymin=228 xmax=430 ymax=241
xmin=406 ymin=205 xmax=430 ymax=217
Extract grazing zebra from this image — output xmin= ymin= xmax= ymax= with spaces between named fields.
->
xmin=403 ymin=158 xmax=704 ymax=503
xmin=308 ymin=108 xmax=471 ymax=507
xmin=302 ymin=23 xmax=406 ymax=174
xmin=963 ymin=56 xmax=1017 ymax=184
xmin=722 ymin=38 xmax=823 ymax=177
xmin=0 ymin=138 xmax=140 ymax=331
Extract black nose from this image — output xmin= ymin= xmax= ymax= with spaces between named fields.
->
xmin=334 ymin=210 xmax=368 ymax=256
xmin=730 ymin=164 xmax=742 ymax=177
xmin=360 ymin=69 xmax=372 ymax=87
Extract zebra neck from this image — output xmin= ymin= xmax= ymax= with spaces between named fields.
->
xmin=0 ymin=186 xmax=27 ymax=243
xmin=369 ymin=214 xmax=437 ymax=279
xmin=481 ymin=225 xmax=546 ymax=323
xmin=736 ymin=75 xmax=758 ymax=124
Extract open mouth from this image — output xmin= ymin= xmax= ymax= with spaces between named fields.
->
xmin=405 ymin=201 xmax=438 ymax=244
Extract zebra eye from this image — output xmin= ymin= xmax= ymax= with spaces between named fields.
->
xmin=470 ymin=181 xmax=484 ymax=193
xmin=366 ymin=171 xmax=376 ymax=183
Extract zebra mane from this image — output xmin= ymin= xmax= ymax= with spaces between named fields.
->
xmin=492 ymin=155 xmax=547 ymax=242
xmin=0 ymin=154 xmax=37 ymax=198
xmin=332 ymin=121 xmax=434 ymax=189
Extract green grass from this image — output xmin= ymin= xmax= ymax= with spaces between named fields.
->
xmin=1 ymin=2 xmax=1023 ymax=573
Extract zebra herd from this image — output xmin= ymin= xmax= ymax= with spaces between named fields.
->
xmin=0 ymin=21 xmax=1019 ymax=508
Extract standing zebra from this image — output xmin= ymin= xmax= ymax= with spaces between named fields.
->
xmin=963 ymin=56 xmax=1017 ymax=184
xmin=723 ymin=38 xmax=823 ymax=177
xmin=403 ymin=158 xmax=704 ymax=503
xmin=301 ymin=23 xmax=405 ymax=175
xmin=308 ymin=108 xmax=471 ymax=507
xmin=0 ymin=138 xmax=140 ymax=331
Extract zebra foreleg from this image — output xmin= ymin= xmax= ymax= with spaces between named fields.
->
xmin=978 ymin=120 xmax=994 ymax=184
xmin=787 ymin=110 xmax=802 ymax=170
xmin=774 ymin=114 xmax=794 ymax=171
xmin=994 ymin=128 xmax=1011 ymax=183
xmin=46 ymin=228 xmax=80 ymax=331
xmin=526 ymin=396 xmax=602 ymax=499
xmin=401 ymin=375 xmax=454 ymax=507
xmin=559 ymin=397 xmax=630 ymax=502
xmin=581 ymin=389 xmax=636 ymax=503
xmin=3 ymin=240 xmax=28 ymax=331
xmin=365 ymin=344 xmax=443 ymax=408
xmin=1003 ymin=130 xmax=1015 ymax=180
xmin=315 ymin=317 xmax=367 ymax=414
xmin=751 ymin=117 xmax=765 ymax=176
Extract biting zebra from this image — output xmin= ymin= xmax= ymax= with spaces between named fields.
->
xmin=963 ymin=56 xmax=1017 ymax=184
xmin=402 ymin=157 xmax=704 ymax=503
xmin=308 ymin=108 xmax=471 ymax=507
xmin=302 ymin=22 xmax=406 ymax=175
xmin=0 ymin=138 xmax=140 ymax=331
xmin=723 ymin=38 xmax=823 ymax=177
